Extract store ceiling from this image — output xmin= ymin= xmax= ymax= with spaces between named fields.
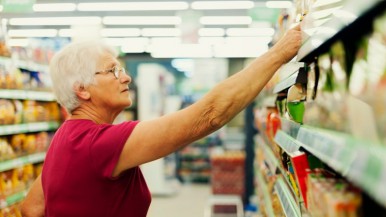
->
xmin=0 ymin=0 xmax=292 ymax=58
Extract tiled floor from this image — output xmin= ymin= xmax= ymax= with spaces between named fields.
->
xmin=147 ymin=183 xmax=211 ymax=217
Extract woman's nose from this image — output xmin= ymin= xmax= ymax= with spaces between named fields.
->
xmin=120 ymin=72 xmax=132 ymax=84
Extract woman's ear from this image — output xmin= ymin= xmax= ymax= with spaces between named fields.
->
xmin=74 ymin=83 xmax=91 ymax=100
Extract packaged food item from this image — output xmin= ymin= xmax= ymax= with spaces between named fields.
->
xmin=11 ymin=168 xmax=25 ymax=193
xmin=10 ymin=134 xmax=26 ymax=156
xmin=23 ymin=100 xmax=38 ymax=123
xmin=12 ymin=100 xmax=23 ymax=124
xmin=35 ymin=132 xmax=49 ymax=152
xmin=0 ymin=171 xmax=13 ymax=196
xmin=0 ymin=138 xmax=14 ymax=161
xmin=23 ymin=135 xmax=36 ymax=154
xmin=286 ymin=84 xmax=306 ymax=124
xmin=22 ymin=164 xmax=34 ymax=188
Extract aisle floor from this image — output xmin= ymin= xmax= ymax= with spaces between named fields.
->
xmin=147 ymin=183 xmax=211 ymax=217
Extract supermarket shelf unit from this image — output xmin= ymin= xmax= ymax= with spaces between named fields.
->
xmin=0 ymin=54 xmax=60 ymax=213
xmin=254 ymin=0 xmax=386 ymax=216
xmin=0 ymin=152 xmax=47 ymax=209
xmin=255 ymin=135 xmax=302 ymax=217
xmin=177 ymin=135 xmax=220 ymax=183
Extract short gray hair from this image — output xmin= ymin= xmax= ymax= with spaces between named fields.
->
xmin=49 ymin=40 xmax=117 ymax=113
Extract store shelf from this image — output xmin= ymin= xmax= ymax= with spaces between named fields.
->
xmin=255 ymin=168 xmax=275 ymax=217
xmin=0 ymin=152 xmax=46 ymax=172
xmin=279 ymin=118 xmax=301 ymax=138
xmin=0 ymin=89 xmax=56 ymax=101
xmin=276 ymin=124 xmax=386 ymax=208
xmin=274 ymin=130 xmax=301 ymax=156
xmin=0 ymin=56 xmax=49 ymax=73
xmin=0 ymin=190 xmax=27 ymax=209
xmin=256 ymin=135 xmax=299 ymax=206
xmin=274 ymin=177 xmax=301 ymax=217
xmin=273 ymin=62 xmax=307 ymax=93
xmin=0 ymin=121 xmax=60 ymax=136
xmin=298 ymin=0 xmax=386 ymax=62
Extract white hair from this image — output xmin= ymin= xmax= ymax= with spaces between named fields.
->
xmin=49 ymin=40 xmax=117 ymax=113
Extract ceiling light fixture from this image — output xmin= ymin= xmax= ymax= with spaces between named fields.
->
xmin=213 ymin=44 xmax=268 ymax=58
xmin=142 ymin=28 xmax=181 ymax=37
xmin=101 ymin=28 xmax=141 ymax=37
xmin=33 ymin=3 xmax=77 ymax=12
xmin=103 ymin=16 xmax=182 ymax=25
xmin=103 ymin=37 xmax=149 ymax=47
xmin=226 ymin=28 xmax=275 ymax=36
xmin=191 ymin=1 xmax=254 ymax=10
xmin=150 ymin=44 xmax=212 ymax=58
xmin=7 ymin=39 xmax=29 ymax=47
xmin=78 ymin=2 xmax=189 ymax=11
xmin=200 ymin=16 xmax=252 ymax=25
xmin=198 ymin=28 xmax=225 ymax=37
xmin=9 ymin=17 xmax=102 ymax=26
xmin=198 ymin=37 xmax=225 ymax=45
xmin=8 ymin=29 xmax=58 ymax=37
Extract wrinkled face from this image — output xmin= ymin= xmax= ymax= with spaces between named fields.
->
xmin=88 ymin=52 xmax=132 ymax=111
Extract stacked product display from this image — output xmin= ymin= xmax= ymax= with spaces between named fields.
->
xmin=254 ymin=0 xmax=386 ymax=216
xmin=211 ymin=150 xmax=245 ymax=197
xmin=177 ymin=134 xmax=221 ymax=183
xmin=0 ymin=38 xmax=62 ymax=215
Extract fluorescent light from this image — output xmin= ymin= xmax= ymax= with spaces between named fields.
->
xmin=200 ymin=16 xmax=252 ymax=25
xmin=265 ymin=1 xmax=293 ymax=8
xmin=103 ymin=38 xmax=127 ymax=46
xmin=149 ymin=37 xmax=181 ymax=45
xmin=225 ymin=36 xmax=272 ymax=44
xmin=142 ymin=28 xmax=181 ymax=37
xmin=198 ymin=28 xmax=225 ymax=36
xmin=78 ymin=2 xmax=188 ymax=11
xmin=191 ymin=1 xmax=254 ymax=10
xmin=213 ymin=44 xmax=268 ymax=58
xmin=8 ymin=39 xmax=29 ymax=47
xmin=58 ymin=29 xmax=75 ymax=37
xmin=121 ymin=44 xmax=147 ymax=53
xmin=101 ymin=28 xmax=141 ymax=37
xmin=147 ymin=37 xmax=182 ymax=52
xmin=151 ymin=44 xmax=212 ymax=58
xmin=33 ymin=3 xmax=76 ymax=12
xmin=9 ymin=17 xmax=101 ymax=26
xmin=8 ymin=29 xmax=58 ymax=37
xmin=199 ymin=37 xmax=225 ymax=45
xmin=103 ymin=16 xmax=181 ymax=25
xmin=226 ymin=28 xmax=275 ymax=36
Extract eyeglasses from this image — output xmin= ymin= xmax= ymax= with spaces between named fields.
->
xmin=95 ymin=65 xmax=126 ymax=79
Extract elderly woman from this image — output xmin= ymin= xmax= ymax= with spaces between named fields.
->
xmin=21 ymin=25 xmax=301 ymax=217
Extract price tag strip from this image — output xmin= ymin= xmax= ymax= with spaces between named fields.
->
xmin=0 ymin=89 xmax=55 ymax=101
xmin=274 ymin=130 xmax=301 ymax=155
xmin=0 ymin=152 xmax=46 ymax=173
xmin=274 ymin=177 xmax=301 ymax=217
xmin=256 ymin=168 xmax=275 ymax=217
xmin=0 ymin=122 xmax=59 ymax=136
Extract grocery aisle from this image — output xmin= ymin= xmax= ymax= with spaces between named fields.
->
xmin=147 ymin=183 xmax=211 ymax=217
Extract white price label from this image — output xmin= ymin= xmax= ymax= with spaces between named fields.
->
xmin=28 ymin=122 xmax=50 ymax=132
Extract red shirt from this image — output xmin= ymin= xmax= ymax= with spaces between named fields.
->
xmin=42 ymin=119 xmax=151 ymax=217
